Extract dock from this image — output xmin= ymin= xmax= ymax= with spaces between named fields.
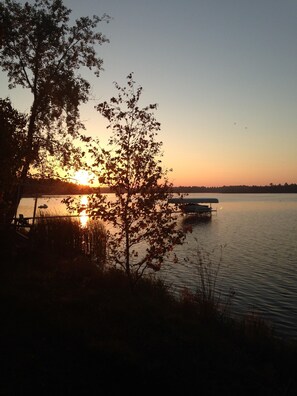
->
xmin=168 ymin=197 xmax=219 ymax=217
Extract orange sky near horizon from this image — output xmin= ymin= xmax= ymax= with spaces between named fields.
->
xmin=1 ymin=0 xmax=297 ymax=187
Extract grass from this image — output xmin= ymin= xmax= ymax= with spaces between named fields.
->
xmin=30 ymin=214 xmax=107 ymax=265
xmin=194 ymin=245 xmax=235 ymax=320
xmin=0 ymin=235 xmax=297 ymax=395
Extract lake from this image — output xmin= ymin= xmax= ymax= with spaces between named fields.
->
xmin=18 ymin=193 xmax=297 ymax=341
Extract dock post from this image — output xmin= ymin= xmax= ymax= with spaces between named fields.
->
xmin=32 ymin=196 xmax=38 ymax=226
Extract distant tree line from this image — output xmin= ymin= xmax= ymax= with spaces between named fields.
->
xmin=172 ymin=184 xmax=297 ymax=194
xmin=23 ymin=179 xmax=297 ymax=195
xmin=22 ymin=178 xmax=101 ymax=196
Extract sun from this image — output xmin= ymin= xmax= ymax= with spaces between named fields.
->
xmin=73 ymin=169 xmax=92 ymax=186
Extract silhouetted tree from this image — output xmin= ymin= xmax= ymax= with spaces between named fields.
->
xmin=76 ymin=74 xmax=185 ymax=283
xmin=0 ymin=0 xmax=110 ymax=226
xmin=0 ymin=98 xmax=27 ymax=226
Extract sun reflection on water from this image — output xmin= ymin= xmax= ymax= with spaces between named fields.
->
xmin=79 ymin=195 xmax=89 ymax=228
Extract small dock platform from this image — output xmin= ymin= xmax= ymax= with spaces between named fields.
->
xmin=168 ymin=197 xmax=219 ymax=217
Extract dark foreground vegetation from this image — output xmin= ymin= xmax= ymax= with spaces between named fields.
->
xmin=1 ymin=231 xmax=297 ymax=395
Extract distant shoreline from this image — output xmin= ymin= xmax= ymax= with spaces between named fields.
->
xmin=171 ymin=185 xmax=297 ymax=194
xmin=22 ymin=179 xmax=297 ymax=196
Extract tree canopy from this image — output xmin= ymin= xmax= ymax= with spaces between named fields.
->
xmin=0 ymin=0 xmax=110 ymax=226
xmin=68 ymin=74 xmax=185 ymax=283
xmin=0 ymin=98 xmax=27 ymax=183
xmin=0 ymin=98 xmax=27 ymax=225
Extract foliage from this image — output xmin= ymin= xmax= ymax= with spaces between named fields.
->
xmin=31 ymin=215 xmax=107 ymax=265
xmin=0 ymin=0 xmax=110 ymax=225
xmin=0 ymin=98 xmax=27 ymax=225
xmin=71 ymin=74 xmax=185 ymax=283
xmin=0 ymin=98 xmax=27 ymax=182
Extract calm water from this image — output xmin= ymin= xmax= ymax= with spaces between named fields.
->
xmin=18 ymin=193 xmax=297 ymax=340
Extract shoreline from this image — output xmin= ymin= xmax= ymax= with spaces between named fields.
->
xmin=23 ymin=189 xmax=297 ymax=198
xmin=21 ymin=178 xmax=297 ymax=196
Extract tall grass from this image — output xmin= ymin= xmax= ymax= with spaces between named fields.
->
xmin=181 ymin=244 xmax=235 ymax=321
xmin=196 ymin=245 xmax=235 ymax=319
xmin=31 ymin=213 xmax=107 ymax=266
xmin=80 ymin=218 xmax=107 ymax=267
xmin=180 ymin=244 xmax=276 ymax=342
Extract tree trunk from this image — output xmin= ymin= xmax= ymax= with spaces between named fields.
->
xmin=125 ymin=226 xmax=130 ymax=278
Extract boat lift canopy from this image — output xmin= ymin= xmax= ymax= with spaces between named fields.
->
xmin=168 ymin=198 xmax=219 ymax=204
xmin=168 ymin=197 xmax=219 ymax=216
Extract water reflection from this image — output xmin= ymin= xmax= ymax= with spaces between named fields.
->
xmin=79 ymin=195 xmax=89 ymax=228
xmin=182 ymin=214 xmax=212 ymax=230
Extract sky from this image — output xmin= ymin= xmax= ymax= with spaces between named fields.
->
xmin=1 ymin=0 xmax=297 ymax=186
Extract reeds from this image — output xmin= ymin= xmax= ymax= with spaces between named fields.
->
xmin=31 ymin=213 xmax=107 ymax=266
xmin=181 ymin=244 xmax=235 ymax=322
xmin=195 ymin=245 xmax=235 ymax=319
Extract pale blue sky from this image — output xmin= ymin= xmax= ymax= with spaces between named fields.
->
xmin=1 ymin=0 xmax=297 ymax=186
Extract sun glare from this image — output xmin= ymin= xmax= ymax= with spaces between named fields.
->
xmin=73 ymin=170 xmax=92 ymax=186
xmin=79 ymin=195 xmax=89 ymax=228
